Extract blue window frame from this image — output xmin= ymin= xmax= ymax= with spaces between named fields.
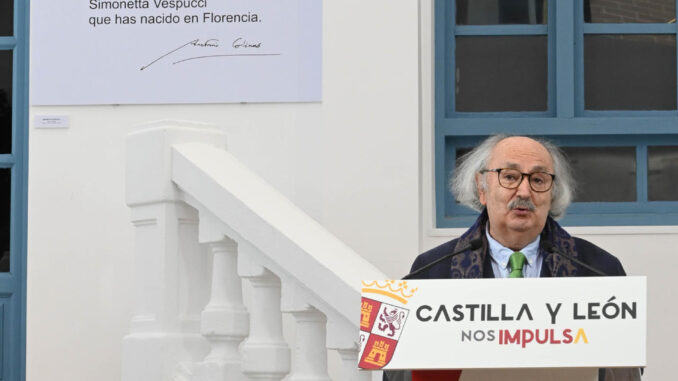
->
xmin=0 ymin=0 xmax=28 ymax=379
xmin=436 ymin=0 xmax=678 ymax=227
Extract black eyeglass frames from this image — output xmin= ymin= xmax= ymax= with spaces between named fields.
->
xmin=479 ymin=168 xmax=555 ymax=192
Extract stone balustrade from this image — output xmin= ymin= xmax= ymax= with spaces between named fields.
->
xmin=124 ymin=121 xmax=385 ymax=381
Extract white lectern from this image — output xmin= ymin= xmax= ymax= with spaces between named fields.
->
xmin=359 ymin=277 xmax=646 ymax=381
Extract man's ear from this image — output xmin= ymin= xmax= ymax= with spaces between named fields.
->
xmin=476 ymin=173 xmax=487 ymax=206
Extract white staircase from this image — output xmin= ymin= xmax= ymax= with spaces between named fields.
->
xmin=123 ymin=121 xmax=387 ymax=381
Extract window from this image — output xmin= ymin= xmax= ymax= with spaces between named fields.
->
xmin=436 ymin=0 xmax=678 ymax=227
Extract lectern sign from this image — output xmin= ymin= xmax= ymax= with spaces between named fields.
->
xmin=358 ymin=277 xmax=646 ymax=370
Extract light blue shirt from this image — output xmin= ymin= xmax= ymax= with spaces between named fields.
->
xmin=485 ymin=226 xmax=542 ymax=278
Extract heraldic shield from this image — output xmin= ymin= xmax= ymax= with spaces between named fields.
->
xmin=358 ymin=296 xmax=410 ymax=369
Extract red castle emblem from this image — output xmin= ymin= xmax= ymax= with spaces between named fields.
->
xmin=358 ymin=281 xmax=417 ymax=369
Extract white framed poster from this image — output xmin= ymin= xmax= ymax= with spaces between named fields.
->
xmin=31 ymin=0 xmax=321 ymax=105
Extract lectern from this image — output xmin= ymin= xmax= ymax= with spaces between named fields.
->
xmin=359 ymin=277 xmax=646 ymax=380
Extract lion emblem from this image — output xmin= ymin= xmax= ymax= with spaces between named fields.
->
xmin=378 ymin=308 xmax=405 ymax=337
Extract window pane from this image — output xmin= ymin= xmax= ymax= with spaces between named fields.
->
xmin=0 ymin=0 xmax=12 ymax=36
xmin=648 ymin=146 xmax=678 ymax=201
xmin=562 ymin=147 xmax=636 ymax=202
xmin=584 ymin=0 xmax=675 ymax=23
xmin=0 ymin=168 xmax=8 ymax=272
xmin=0 ymin=50 xmax=11 ymax=154
xmin=457 ymin=0 xmax=547 ymax=25
xmin=584 ymin=35 xmax=676 ymax=110
xmin=456 ymin=36 xmax=547 ymax=112
xmin=453 ymin=147 xmax=473 ymax=204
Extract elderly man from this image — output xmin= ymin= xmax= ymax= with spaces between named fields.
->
xmin=384 ymin=135 xmax=638 ymax=381
xmin=414 ymin=134 xmax=624 ymax=279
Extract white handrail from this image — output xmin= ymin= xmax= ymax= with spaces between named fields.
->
xmin=171 ymin=141 xmax=387 ymax=324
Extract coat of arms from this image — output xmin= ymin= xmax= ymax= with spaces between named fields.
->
xmin=358 ymin=280 xmax=417 ymax=369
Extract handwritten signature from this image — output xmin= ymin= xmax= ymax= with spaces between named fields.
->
xmin=193 ymin=39 xmax=220 ymax=48
xmin=140 ymin=37 xmax=269 ymax=71
xmin=232 ymin=37 xmax=262 ymax=49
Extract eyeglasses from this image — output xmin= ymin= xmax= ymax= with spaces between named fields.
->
xmin=480 ymin=168 xmax=555 ymax=192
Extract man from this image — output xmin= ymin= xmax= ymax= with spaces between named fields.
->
xmin=384 ymin=135 xmax=638 ymax=381
xmin=414 ymin=134 xmax=625 ymax=279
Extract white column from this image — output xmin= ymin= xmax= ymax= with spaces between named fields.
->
xmin=328 ymin=319 xmax=371 ymax=381
xmin=123 ymin=123 xmax=225 ymax=381
xmin=122 ymin=201 xmax=210 ymax=381
xmin=240 ymin=267 xmax=291 ymax=381
xmin=194 ymin=238 xmax=249 ymax=380
xmin=287 ymin=309 xmax=331 ymax=381
xmin=337 ymin=348 xmax=372 ymax=381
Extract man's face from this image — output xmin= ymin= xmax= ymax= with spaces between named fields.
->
xmin=477 ymin=137 xmax=554 ymax=248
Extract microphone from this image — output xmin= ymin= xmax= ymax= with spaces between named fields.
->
xmin=403 ymin=238 xmax=483 ymax=280
xmin=540 ymin=240 xmax=607 ymax=276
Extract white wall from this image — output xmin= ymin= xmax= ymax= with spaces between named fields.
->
xmin=27 ymin=1 xmax=419 ymax=380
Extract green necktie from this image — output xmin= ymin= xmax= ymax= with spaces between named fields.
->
xmin=509 ymin=252 xmax=526 ymax=278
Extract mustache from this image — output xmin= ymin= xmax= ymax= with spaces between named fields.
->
xmin=508 ymin=198 xmax=536 ymax=211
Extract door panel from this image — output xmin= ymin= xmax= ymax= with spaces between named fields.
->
xmin=0 ymin=0 xmax=28 ymax=379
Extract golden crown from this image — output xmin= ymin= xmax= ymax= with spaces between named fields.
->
xmin=362 ymin=280 xmax=418 ymax=305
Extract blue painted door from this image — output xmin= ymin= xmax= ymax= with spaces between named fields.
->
xmin=0 ymin=0 xmax=28 ymax=379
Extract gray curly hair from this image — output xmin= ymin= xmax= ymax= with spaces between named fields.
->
xmin=450 ymin=135 xmax=574 ymax=220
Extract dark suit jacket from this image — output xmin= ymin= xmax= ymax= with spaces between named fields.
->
xmin=409 ymin=234 xmax=626 ymax=279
